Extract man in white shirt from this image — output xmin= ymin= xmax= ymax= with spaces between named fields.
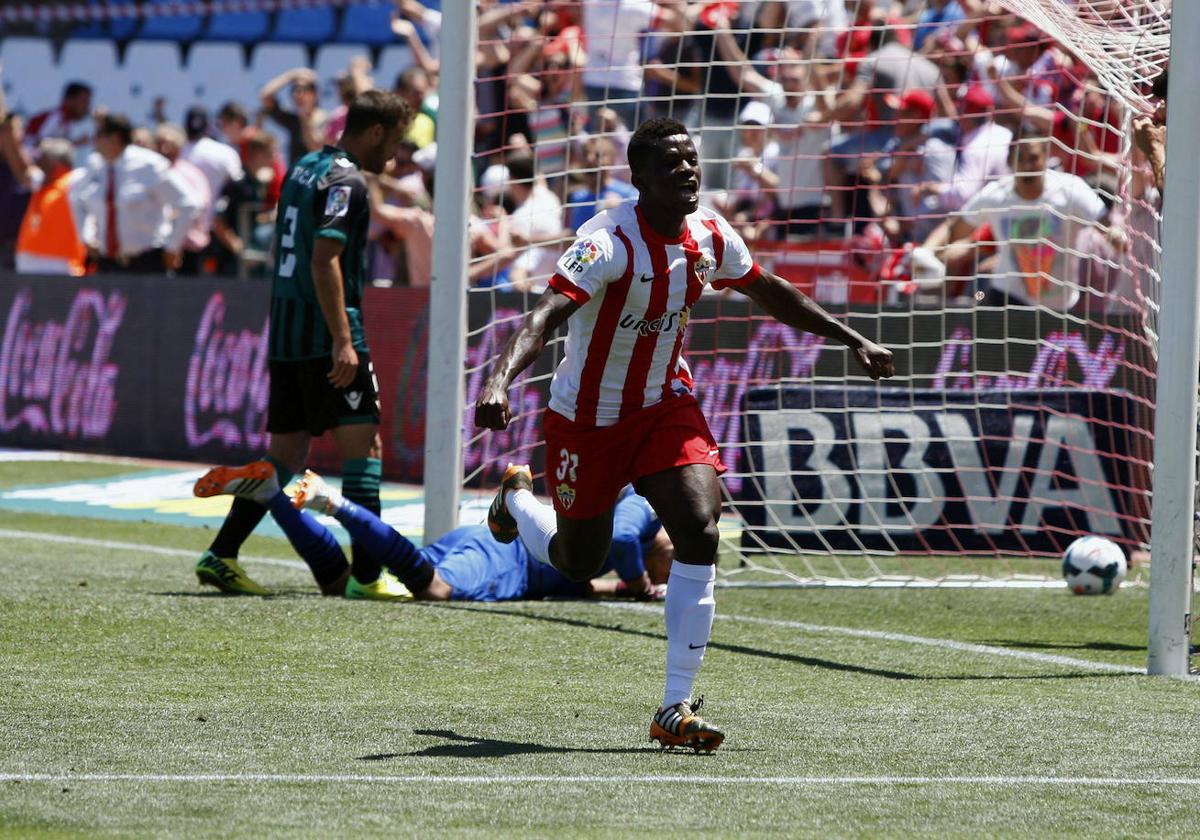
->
xmin=71 ymin=113 xmax=203 ymax=274
xmin=939 ymin=85 xmax=1013 ymax=213
xmin=920 ymin=136 xmax=1107 ymax=312
xmin=502 ymin=154 xmax=565 ymax=292
xmin=181 ymin=106 xmax=243 ymax=224
xmin=24 ymin=81 xmax=94 ymax=166
xmin=713 ymin=26 xmax=835 ymax=237
xmin=582 ymin=0 xmax=657 ymax=130
xmin=155 ymin=122 xmax=213 ymax=275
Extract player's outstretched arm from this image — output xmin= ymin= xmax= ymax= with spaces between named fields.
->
xmin=475 ymin=289 xmax=579 ymax=430
xmin=737 ymin=270 xmax=896 ymax=381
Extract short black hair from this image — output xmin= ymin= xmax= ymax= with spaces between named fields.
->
xmin=395 ymin=66 xmax=430 ymax=93
xmin=63 ymin=81 xmax=91 ymax=100
xmin=217 ymin=100 xmax=248 ymax=125
xmin=343 ymin=89 xmax=412 ymax=137
xmin=1151 ymin=67 xmax=1169 ymax=102
xmin=506 ymin=153 xmax=535 ymax=184
xmin=627 ymin=117 xmax=690 ymax=173
xmin=97 ymin=113 xmax=133 ymax=146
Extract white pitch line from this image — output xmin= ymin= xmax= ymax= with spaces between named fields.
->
xmin=0 ymin=528 xmax=308 ymax=571
xmin=2 ymin=773 xmax=1199 ymax=786
xmin=597 ymin=602 xmax=1200 ymax=683
xmin=6 ymin=526 xmax=1197 ymax=683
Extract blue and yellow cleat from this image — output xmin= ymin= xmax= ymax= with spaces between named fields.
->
xmin=487 ymin=463 xmax=533 ymax=544
xmin=195 ymin=550 xmax=271 ymax=596
xmin=649 ymin=696 xmax=725 ymax=754
xmin=345 ymin=569 xmax=413 ymax=601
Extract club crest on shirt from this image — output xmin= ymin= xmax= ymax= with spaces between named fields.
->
xmin=695 ymin=253 xmax=718 ymax=285
xmin=556 ymin=482 xmax=576 ymax=510
xmin=559 ymin=238 xmax=601 ymax=275
xmin=325 ymin=185 xmax=352 ymax=218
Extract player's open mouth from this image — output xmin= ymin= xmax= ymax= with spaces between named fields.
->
xmin=678 ymin=182 xmax=699 ymax=199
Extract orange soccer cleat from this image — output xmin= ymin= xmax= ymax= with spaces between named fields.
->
xmin=649 ymin=696 xmax=725 ymax=754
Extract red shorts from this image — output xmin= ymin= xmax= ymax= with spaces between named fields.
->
xmin=542 ymin=394 xmax=726 ymax=519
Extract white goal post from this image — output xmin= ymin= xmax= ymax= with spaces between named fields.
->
xmin=424 ymin=1 xmax=1192 ymax=673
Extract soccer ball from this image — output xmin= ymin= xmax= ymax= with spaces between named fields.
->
xmin=1061 ymin=536 xmax=1127 ymax=595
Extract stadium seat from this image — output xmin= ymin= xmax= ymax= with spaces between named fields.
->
xmin=206 ymin=11 xmax=272 ymax=44
xmin=188 ymin=43 xmax=254 ymax=116
xmin=0 ymin=38 xmax=62 ymax=116
xmin=338 ymin=2 xmax=397 ymax=46
xmin=137 ymin=0 xmax=205 ymax=42
xmin=122 ymin=41 xmax=191 ymax=125
xmin=58 ymin=40 xmax=130 ymax=119
xmin=374 ymin=44 xmax=417 ymax=93
xmin=247 ymin=43 xmax=310 ymax=94
xmin=313 ymin=45 xmax=373 ymax=112
xmin=270 ymin=8 xmax=336 ymax=44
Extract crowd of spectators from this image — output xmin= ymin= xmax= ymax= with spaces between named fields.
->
xmin=0 ymin=0 xmax=1165 ymax=316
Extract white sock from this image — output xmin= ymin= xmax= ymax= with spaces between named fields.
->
xmin=506 ymin=488 xmax=557 ymax=566
xmin=662 ymin=560 xmax=717 ymax=709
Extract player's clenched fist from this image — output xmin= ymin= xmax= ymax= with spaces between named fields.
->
xmin=475 ymin=381 xmax=513 ymax=430
xmin=854 ymin=339 xmax=895 ymax=381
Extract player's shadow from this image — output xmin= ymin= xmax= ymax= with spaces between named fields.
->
xmin=442 ymin=603 xmax=924 ymax=681
xmin=441 ymin=605 xmax=1132 ymax=683
xmin=360 ymin=729 xmax=649 ymax=760
xmin=982 ymin=639 xmax=1143 ymax=653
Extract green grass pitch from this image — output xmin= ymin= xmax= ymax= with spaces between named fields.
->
xmin=1 ymin=458 xmax=1198 ymax=838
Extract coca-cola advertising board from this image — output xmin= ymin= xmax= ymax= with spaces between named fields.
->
xmin=0 ymin=272 xmax=430 ymax=481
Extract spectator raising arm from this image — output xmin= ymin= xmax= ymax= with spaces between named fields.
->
xmin=390 ymin=13 xmax=439 ymax=77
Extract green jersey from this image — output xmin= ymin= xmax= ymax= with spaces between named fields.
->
xmin=268 ymin=145 xmax=371 ymax=361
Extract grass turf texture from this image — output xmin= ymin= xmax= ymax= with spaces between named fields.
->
xmin=1 ymin=461 xmax=1198 ymax=837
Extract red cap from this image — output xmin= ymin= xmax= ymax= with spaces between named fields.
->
xmin=1007 ymin=22 xmax=1043 ymax=47
xmin=961 ymin=84 xmax=995 ymax=115
xmin=892 ymin=89 xmax=935 ymax=120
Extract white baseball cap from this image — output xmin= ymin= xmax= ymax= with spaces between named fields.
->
xmin=412 ymin=142 xmax=437 ymax=172
xmin=479 ymin=164 xmax=510 ymax=200
xmin=739 ymin=100 xmax=772 ymax=126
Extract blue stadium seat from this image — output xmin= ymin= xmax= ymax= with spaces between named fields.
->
xmin=138 ymin=0 xmax=205 ymax=42
xmin=90 ymin=0 xmax=140 ymax=41
xmin=206 ymin=11 xmax=272 ymax=43
xmin=338 ymin=2 xmax=396 ymax=46
xmin=0 ymin=38 xmax=61 ymax=116
xmin=270 ymin=8 xmax=336 ymax=44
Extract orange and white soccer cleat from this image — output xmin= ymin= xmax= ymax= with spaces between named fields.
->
xmin=486 ymin=463 xmax=533 ymax=544
xmin=649 ymin=696 xmax=725 ymax=754
xmin=193 ymin=460 xmax=278 ymax=504
xmin=291 ymin=469 xmax=343 ymax=515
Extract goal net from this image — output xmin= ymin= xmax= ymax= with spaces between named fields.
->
xmin=459 ymin=0 xmax=1171 ymax=586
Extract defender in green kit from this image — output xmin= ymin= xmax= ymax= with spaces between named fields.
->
xmin=194 ymin=89 xmax=413 ymax=599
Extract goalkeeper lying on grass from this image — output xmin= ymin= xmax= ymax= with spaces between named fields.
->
xmin=193 ymin=461 xmax=669 ymax=602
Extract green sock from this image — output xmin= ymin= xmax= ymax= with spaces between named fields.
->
xmin=342 ymin=457 xmax=383 ymax=583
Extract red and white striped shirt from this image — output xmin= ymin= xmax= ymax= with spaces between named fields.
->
xmin=547 ymin=203 xmax=759 ymax=427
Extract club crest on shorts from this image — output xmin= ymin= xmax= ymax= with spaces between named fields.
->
xmin=556 ymin=482 xmax=576 ymax=510
xmin=695 ymin=253 xmax=718 ymax=285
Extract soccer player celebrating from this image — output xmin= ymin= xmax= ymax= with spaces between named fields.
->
xmin=195 ymin=90 xmax=411 ymax=599
xmin=193 ymin=461 xmax=669 ymax=602
xmin=474 ymin=118 xmax=895 ymax=752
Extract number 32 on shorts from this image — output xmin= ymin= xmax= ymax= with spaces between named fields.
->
xmin=556 ymin=448 xmax=579 ymax=483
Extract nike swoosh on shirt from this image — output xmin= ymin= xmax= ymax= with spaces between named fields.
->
xmin=638 ymin=274 xmax=656 ymax=283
